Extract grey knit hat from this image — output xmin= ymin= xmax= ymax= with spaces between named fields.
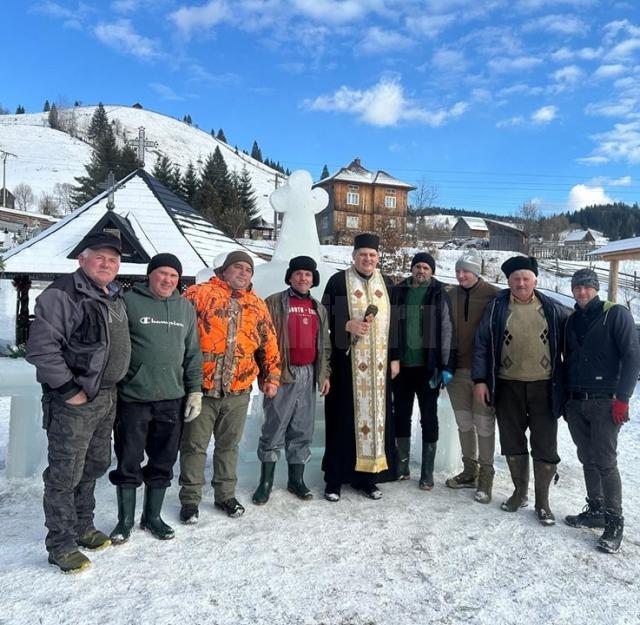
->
xmin=455 ymin=250 xmax=481 ymax=276
xmin=571 ymin=268 xmax=599 ymax=291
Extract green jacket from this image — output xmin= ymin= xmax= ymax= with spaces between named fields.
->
xmin=118 ymin=282 xmax=202 ymax=402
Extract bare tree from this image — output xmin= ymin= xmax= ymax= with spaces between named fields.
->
xmin=38 ymin=192 xmax=61 ymax=216
xmin=517 ymin=200 xmax=541 ymax=237
xmin=53 ymin=182 xmax=74 ymax=214
xmin=13 ymin=183 xmax=35 ymax=211
xmin=410 ymin=177 xmax=439 ymax=211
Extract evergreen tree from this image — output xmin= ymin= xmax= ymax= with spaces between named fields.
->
xmin=320 ymin=164 xmax=330 ymax=179
xmin=87 ymin=103 xmax=110 ymax=145
xmin=216 ymin=128 xmax=227 ymax=142
xmin=181 ymin=162 xmax=198 ymax=205
xmin=183 ymin=114 xmax=192 ymax=125
xmin=48 ymin=104 xmax=60 ymax=130
xmin=15 ymin=105 xmax=25 ymax=114
xmin=152 ymin=154 xmax=174 ymax=188
xmin=250 ymin=141 xmax=263 ymax=162
xmin=74 ymin=100 xmax=81 ymax=107
xmin=170 ymin=164 xmax=183 ymax=197
xmin=236 ymin=166 xmax=260 ymax=226
xmin=43 ymin=100 xmax=51 ymax=112
xmin=116 ymin=144 xmax=141 ymax=180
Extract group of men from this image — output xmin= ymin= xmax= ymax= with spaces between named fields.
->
xmin=25 ymin=229 xmax=638 ymax=573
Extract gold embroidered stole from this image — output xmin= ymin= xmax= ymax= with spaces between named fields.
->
xmin=346 ymin=266 xmax=390 ymax=473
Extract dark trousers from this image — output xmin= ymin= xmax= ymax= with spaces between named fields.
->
xmin=393 ymin=366 xmax=439 ymax=443
xmin=494 ymin=378 xmax=560 ymax=464
xmin=109 ymin=397 xmax=183 ymax=489
xmin=566 ymin=398 xmax=622 ymax=514
xmin=42 ymin=387 xmax=117 ymax=555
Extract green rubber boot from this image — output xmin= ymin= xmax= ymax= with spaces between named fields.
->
xmin=140 ymin=487 xmax=175 ymax=540
xmin=110 ymin=486 xmax=137 ymax=545
xmin=252 ymin=462 xmax=276 ymax=505
xmin=287 ymin=464 xmax=313 ymax=500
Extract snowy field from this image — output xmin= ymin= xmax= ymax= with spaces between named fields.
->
xmin=1 ymin=248 xmax=640 ymax=625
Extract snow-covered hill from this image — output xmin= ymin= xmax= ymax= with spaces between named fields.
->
xmin=0 ymin=106 xmax=283 ymax=221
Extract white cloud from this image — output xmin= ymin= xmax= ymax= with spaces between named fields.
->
xmin=606 ymin=38 xmax=640 ymax=61
xmin=498 ymin=83 xmax=544 ymax=97
xmin=550 ymin=46 xmax=601 ymax=61
xmin=496 ymin=116 xmax=525 ymax=128
xmin=170 ymin=0 xmax=229 ymax=38
xmin=590 ymin=175 xmax=633 ymax=187
xmin=593 ymin=63 xmax=627 ymax=79
xmin=94 ymin=19 xmax=160 ymax=60
xmin=585 ymin=121 xmax=640 ymax=163
xmin=551 ymin=64 xmax=585 ymax=86
xmin=149 ymin=82 xmax=184 ymax=101
xmin=567 ymin=184 xmax=613 ymax=210
xmin=431 ymin=48 xmax=467 ymax=72
xmin=406 ymin=13 xmax=456 ymax=38
xmin=488 ymin=55 xmax=543 ymax=73
xmin=291 ymin=0 xmax=372 ymax=24
xmin=523 ymin=14 xmax=588 ymax=36
xmin=358 ymin=27 xmax=413 ymax=55
xmin=531 ymin=105 xmax=558 ymax=123
xmin=585 ymin=98 xmax=637 ymax=118
xmin=304 ymin=77 xmax=468 ymax=127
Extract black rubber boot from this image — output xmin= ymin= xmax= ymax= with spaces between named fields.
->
xmin=252 ymin=462 xmax=276 ymax=505
xmin=533 ymin=461 xmax=556 ymax=526
xmin=110 ymin=486 xmax=137 ymax=545
xmin=140 ymin=487 xmax=175 ymax=540
xmin=287 ymin=464 xmax=313 ymax=500
xmin=419 ymin=442 xmax=437 ymax=490
xmin=395 ymin=437 xmax=411 ymax=480
xmin=598 ymin=509 xmax=624 ymax=554
xmin=501 ymin=455 xmax=529 ymax=512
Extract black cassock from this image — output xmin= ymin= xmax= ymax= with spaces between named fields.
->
xmin=321 ymin=269 xmax=399 ymax=487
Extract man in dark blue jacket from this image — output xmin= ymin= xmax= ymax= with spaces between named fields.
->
xmin=563 ymin=268 xmax=640 ymax=554
xmin=472 ymin=256 xmax=569 ymax=525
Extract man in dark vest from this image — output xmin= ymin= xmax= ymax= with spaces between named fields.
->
xmin=563 ymin=268 xmax=640 ymax=553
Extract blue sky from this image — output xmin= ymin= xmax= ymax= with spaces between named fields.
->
xmin=4 ymin=0 xmax=640 ymax=216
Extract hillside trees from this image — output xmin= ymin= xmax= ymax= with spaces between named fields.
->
xmin=320 ymin=164 xmax=329 ymax=180
xmin=13 ymin=183 xmax=35 ymax=211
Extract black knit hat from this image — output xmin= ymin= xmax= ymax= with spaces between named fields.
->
xmin=501 ymin=255 xmax=538 ymax=278
xmin=285 ymin=256 xmax=320 ymax=287
xmin=147 ymin=253 xmax=183 ymax=277
xmin=411 ymin=252 xmax=436 ymax=274
xmin=353 ymin=233 xmax=379 ymax=250
xmin=571 ymin=268 xmax=599 ymax=291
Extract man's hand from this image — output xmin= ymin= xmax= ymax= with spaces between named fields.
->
xmin=65 ymin=390 xmax=88 ymax=405
xmin=346 ymin=319 xmax=371 ymax=338
xmin=320 ymin=379 xmax=331 ymax=396
xmin=474 ymin=383 xmax=490 ymax=407
xmin=263 ymin=382 xmax=278 ymax=398
xmin=390 ymin=360 xmax=400 ymax=380
xmin=612 ymin=399 xmax=630 ymax=425
xmin=184 ymin=392 xmax=203 ymax=423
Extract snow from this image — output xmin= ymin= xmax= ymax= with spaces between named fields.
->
xmin=0 ymin=106 xmax=282 ymax=223
xmin=590 ymin=236 xmax=640 ymax=256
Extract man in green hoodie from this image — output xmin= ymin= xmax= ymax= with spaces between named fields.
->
xmin=109 ymin=253 xmax=203 ymax=544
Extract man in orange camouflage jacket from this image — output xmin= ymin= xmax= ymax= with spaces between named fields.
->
xmin=178 ymin=251 xmax=280 ymax=522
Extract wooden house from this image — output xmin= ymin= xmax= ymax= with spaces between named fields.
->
xmin=313 ymin=158 xmax=415 ymax=244
xmin=485 ymin=219 xmax=527 ymax=253
xmin=452 ymin=216 xmax=489 ymax=239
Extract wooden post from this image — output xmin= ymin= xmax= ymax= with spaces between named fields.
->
xmin=609 ymin=259 xmax=619 ymax=303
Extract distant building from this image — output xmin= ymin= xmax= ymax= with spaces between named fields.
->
xmin=313 ymin=158 xmax=415 ymax=244
xmin=0 ymin=206 xmax=58 ymax=251
xmin=244 ymin=216 xmax=275 ymax=240
xmin=452 ymin=216 xmax=489 ymax=239
xmin=0 ymin=188 xmax=15 ymax=210
xmin=452 ymin=216 xmax=527 ymax=252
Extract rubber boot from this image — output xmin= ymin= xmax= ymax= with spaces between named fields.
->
xmin=533 ymin=461 xmax=557 ymax=526
xmin=396 ymin=437 xmax=411 ymax=480
xmin=474 ymin=466 xmax=495 ymax=504
xmin=598 ymin=509 xmax=624 ymax=554
xmin=446 ymin=429 xmax=478 ymax=488
xmin=110 ymin=486 xmax=137 ymax=545
xmin=287 ymin=464 xmax=313 ymax=500
xmin=501 ymin=455 xmax=529 ymax=512
xmin=252 ymin=462 xmax=276 ymax=505
xmin=140 ymin=487 xmax=175 ymax=540
xmin=419 ymin=442 xmax=437 ymax=490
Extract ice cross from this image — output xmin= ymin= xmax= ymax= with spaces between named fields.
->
xmin=98 ymin=171 xmax=116 ymax=210
xmin=127 ymin=126 xmax=158 ymax=166
xmin=269 ymin=170 xmax=328 ymax=262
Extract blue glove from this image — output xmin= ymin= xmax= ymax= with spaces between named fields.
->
xmin=441 ymin=370 xmax=453 ymax=386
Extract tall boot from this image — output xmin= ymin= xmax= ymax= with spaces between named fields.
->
xmin=252 ymin=462 xmax=276 ymax=505
xmin=396 ymin=437 xmax=411 ymax=480
xmin=445 ymin=430 xmax=477 ymax=488
xmin=598 ymin=509 xmax=624 ymax=554
xmin=110 ymin=486 xmax=137 ymax=545
xmin=419 ymin=442 xmax=437 ymax=491
xmin=140 ymin=487 xmax=175 ymax=540
xmin=501 ymin=455 xmax=529 ymax=512
xmin=287 ymin=464 xmax=313 ymax=500
xmin=533 ymin=461 xmax=557 ymax=526
xmin=474 ymin=434 xmax=495 ymax=503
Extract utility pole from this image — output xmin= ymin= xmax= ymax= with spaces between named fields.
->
xmin=0 ymin=150 xmax=17 ymax=207
xmin=273 ymin=172 xmax=281 ymax=240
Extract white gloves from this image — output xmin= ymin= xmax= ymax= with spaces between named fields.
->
xmin=184 ymin=392 xmax=203 ymax=423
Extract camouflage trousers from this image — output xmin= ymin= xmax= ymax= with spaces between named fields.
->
xmin=42 ymin=387 xmax=117 ymax=555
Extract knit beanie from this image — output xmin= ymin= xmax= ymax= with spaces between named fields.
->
xmin=455 ymin=249 xmax=481 ymax=276
xmin=147 ymin=253 xmax=182 ymax=277
xmin=220 ymin=250 xmax=254 ymax=274
xmin=571 ymin=268 xmax=599 ymax=291
xmin=411 ymin=252 xmax=436 ymax=274
xmin=285 ymin=256 xmax=320 ymax=287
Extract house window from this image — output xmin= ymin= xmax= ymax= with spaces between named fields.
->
xmin=384 ymin=195 xmax=396 ymax=209
xmin=346 ymin=215 xmax=359 ymax=229
xmin=346 ymin=184 xmax=360 ymax=205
